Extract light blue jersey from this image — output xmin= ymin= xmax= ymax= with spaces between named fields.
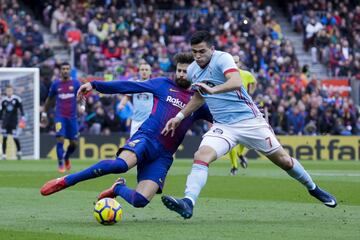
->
xmin=131 ymin=92 xmax=153 ymax=122
xmin=187 ymin=50 xmax=260 ymax=124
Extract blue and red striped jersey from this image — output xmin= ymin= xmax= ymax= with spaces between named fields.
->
xmin=91 ymin=78 xmax=212 ymax=154
xmin=48 ymin=79 xmax=81 ymax=119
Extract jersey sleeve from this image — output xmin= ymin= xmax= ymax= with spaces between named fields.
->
xmin=217 ymin=52 xmax=238 ymax=75
xmin=91 ymin=78 xmax=166 ymax=96
xmin=48 ymin=81 xmax=57 ymax=98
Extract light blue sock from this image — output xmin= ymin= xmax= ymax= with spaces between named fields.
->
xmin=287 ymin=158 xmax=316 ymax=190
xmin=184 ymin=163 xmax=209 ymax=205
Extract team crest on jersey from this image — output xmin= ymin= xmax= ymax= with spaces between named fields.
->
xmin=213 ymin=128 xmax=223 ymax=134
xmin=128 ymin=139 xmax=140 ymax=147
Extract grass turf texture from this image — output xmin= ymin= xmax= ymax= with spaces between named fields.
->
xmin=0 ymin=159 xmax=359 ymax=240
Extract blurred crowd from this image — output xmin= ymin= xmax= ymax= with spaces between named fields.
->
xmin=0 ymin=0 xmax=54 ymax=67
xmin=2 ymin=0 xmax=359 ymax=136
xmin=31 ymin=0 xmax=296 ymax=80
xmin=254 ymin=71 xmax=359 ymax=136
xmin=283 ymin=0 xmax=360 ymax=78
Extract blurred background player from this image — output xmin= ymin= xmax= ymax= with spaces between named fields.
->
xmin=228 ymin=55 xmax=257 ymax=175
xmin=41 ymin=62 xmax=81 ymax=172
xmin=40 ymin=53 xmax=213 ymax=210
xmin=0 ymin=85 xmax=25 ymax=160
xmin=117 ymin=62 xmax=153 ymax=137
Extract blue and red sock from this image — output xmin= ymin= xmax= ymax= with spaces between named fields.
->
xmin=56 ymin=142 xmax=64 ymax=166
xmin=64 ymin=144 xmax=76 ymax=160
xmin=65 ymin=158 xmax=129 ymax=186
xmin=113 ymin=184 xmax=149 ymax=208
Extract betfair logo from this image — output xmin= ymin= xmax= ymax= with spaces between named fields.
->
xmin=166 ymin=96 xmax=185 ymax=109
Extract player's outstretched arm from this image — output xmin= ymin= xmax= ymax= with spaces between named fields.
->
xmin=162 ymin=92 xmax=204 ymax=137
xmin=41 ymin=96 xmax=55 ymax=123
xmin=195 ymin=71 xmax=243 ymax=95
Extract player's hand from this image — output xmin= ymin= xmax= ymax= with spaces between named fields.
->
xmin=193 ymin=82 xmax=216 ymax=94
xmin=161 ymin=117 xmax=181 ymax=137
xmin=77 ymin=83 xmax=93 ymax=101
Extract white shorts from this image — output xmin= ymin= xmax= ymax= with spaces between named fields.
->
xmin=130 ymin=120 xmax=144 ymax=137
xmin=200 ymin=116 xmax=281 ymax=158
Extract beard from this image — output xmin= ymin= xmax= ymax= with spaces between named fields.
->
xmin=175 ymin=77 xmax=191 ymax=89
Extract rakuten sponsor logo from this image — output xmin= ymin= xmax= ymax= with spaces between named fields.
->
xmin=166 ymin=96 xmax=185 ymax=109
xmin=59 ymin=93 xmax=75 ymax=99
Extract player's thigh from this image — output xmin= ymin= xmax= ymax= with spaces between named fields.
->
xmin=65 ymin=118 xmax=79 ymax=140
xmin=266 ymin=146 xmax=293 ymax=170
xmin=118 ymin=150 xmax=138 ymax=169
xmin=200 ymin=124 xmax=238 ymax=161
xmin=236 ymin=117 xmax=281 ymax=155
xmin=135 ymin=180 xmax=159 ymax=200
xmin=55 ymin=117 xmax=66 ymax=138
xmin=118 ymin=132 xmax=160 ymax=167
xmin=137 ymin=155 xmax=172 ymax=194
xmin=194 ymin=145 xmax=218 ymax=164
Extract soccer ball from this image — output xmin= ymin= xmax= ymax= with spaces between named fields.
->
xmin=93 ymin=198 xmax=123 ymax=225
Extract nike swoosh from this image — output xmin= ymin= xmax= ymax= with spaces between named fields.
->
xmin=169 ymin=196 xmax=179 ymax=204
xmin=324 ymin=199 xmax=336 ymax=206
xmin=169 ymin=88 xmax=179 ymax=92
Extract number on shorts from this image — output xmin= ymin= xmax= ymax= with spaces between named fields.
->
xmin=265 ymin=137 xmax=272 ymax=148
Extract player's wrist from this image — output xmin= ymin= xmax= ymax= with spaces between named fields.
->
xmin=41 ymin=112 xmax=47 ymax=118
xmin=175 ymin=112 xmax=185 ymax=121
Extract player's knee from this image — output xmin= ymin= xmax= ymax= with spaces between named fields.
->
xmin=278 ymin=153 xmax=293 ymax=170
xmin=194 ymin=148 xmax=215 ymax=164
xmin=132 ymin=192 xmax=149 ymax=208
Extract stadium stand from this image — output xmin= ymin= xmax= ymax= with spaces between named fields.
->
xmin=4 ymin=0 xmax=357 ymax=136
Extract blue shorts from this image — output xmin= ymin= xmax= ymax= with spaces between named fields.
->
xmin=119 ymin=131 xmax=173 ymax=193
xmin=55 ymin=117 xmax=79 ymax=140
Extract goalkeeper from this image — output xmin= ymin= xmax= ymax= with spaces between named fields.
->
xmin=229 ymin=55 xmax=257 ymax=175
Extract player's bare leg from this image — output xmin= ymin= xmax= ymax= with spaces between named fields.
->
xmin=266 ymin=147 xmax=337 ymax=208
xmin=163 ymin=145 xmax=217 ymax=219
xmin=56 ymin=136 xmax=65 ymax=173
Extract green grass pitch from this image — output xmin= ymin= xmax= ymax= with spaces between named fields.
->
xmin=0 ymin=159 xmax=359 ymax=240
